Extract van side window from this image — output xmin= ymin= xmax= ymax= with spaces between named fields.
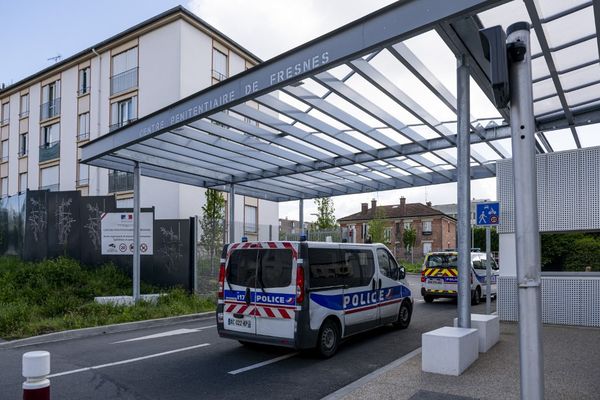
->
xmin=308 ymin=248 xmax=346 ymax=288
xmin=377 ymin=248 xmax=398 ymax=279
xmin=228 ymin=249 xmax=258 ymax=287
xmin=342 ymin=249 xmax=375 ymax=287
xmin=259 ymin=249 xmax=293 ymax=288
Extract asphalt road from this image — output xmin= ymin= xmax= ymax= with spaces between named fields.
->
xmin=0 ymin=275 xmax=494 ymax=400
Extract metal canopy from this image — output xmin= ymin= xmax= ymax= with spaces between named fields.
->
xmin=81 ymin=0 xmax=600 ymax=202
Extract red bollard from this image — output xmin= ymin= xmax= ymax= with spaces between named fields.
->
xmin=22 ymin=351 xmax=50 ymax=400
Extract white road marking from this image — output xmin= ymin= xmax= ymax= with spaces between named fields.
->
xmin=47 ymin=343 xmax=210 ymax=378
xmin=415 ymin=299 xmax=425 ymax=303
xmin=112 ymin=325 xmax=216 ymax=344
xmin=228 ymin=352 xmax=298 ymax=375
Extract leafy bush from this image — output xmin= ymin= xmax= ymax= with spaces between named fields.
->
xmin=0 ymin=257 xmax=215 ymax=339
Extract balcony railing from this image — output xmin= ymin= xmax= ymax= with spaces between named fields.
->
xmin=40 ymin=98 xmax=61 ymax=120
xmin=76 ymin=178 xmax=89 ymax=186
xmin=1 ymin=155 xmax=8 ymax=163
xmin=19 ymin=110 xmax=29 ymax=118
xmin=77 ymin=86 xmax=90 ymax=96
xmin=109 ymin=118 xmax=137 ymax=132
xmin=77 ymin=132 xmax=90 ymax=141
xmin=110 ymin=67 xmax=138 ymax=95
xmin=108 ymin=171 xmax=134 ymax=193
xmin=39 ymin=141 xmax=60 ymax=163
xmin=40 ymin=184 xmax=59 ymax=192
xmin=212 ymin=69 xmax=228 ymax=82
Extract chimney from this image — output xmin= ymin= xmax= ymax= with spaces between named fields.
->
xmin=426 ymin=201 xmax=432 ymax=207
xmin=400 ymin=197 xmax=406 ymax=216
xmin=361 ymin=203 xmax=368 ymax=213
xmin=371 ymin=199 xmax=377 ymax=209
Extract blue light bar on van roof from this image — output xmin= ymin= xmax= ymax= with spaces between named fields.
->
xmin=241 ymin=236 xmax=248 ymax=243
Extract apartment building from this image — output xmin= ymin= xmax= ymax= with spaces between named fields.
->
xmin=338 ymin=197 xmax=457 ymax=259
xmin=0 ymin=6 xmax=278 ymax=240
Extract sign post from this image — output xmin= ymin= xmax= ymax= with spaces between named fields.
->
xmin=475 ymin=201 xmax=500 ymax=315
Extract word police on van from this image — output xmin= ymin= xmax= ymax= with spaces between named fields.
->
xmin=216 ymin=241 xmax=413 ymax=357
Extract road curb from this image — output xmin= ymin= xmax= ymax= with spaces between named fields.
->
xmin=0 ymin=311 xmax=215 ymax=350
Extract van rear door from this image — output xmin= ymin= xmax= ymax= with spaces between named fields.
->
xmin=223 ymin=248 xmax=258 ymax=335
xmin=254 ymin=244 xmax=297 ymax=339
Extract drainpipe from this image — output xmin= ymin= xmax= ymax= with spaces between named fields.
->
xmin=91 ymin=48 xmax=102 ymax=195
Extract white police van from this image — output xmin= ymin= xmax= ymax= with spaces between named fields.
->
xmin=420 ymin=251 xmax=499 ymax=304
xmin=216 ymin=241 xmax=413 ymax=357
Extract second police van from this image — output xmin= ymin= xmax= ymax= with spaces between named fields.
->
xmin=216 ymin=240 xmax=413 ymax=357
xmin=420 ymin=251 xmax=499 ymax=304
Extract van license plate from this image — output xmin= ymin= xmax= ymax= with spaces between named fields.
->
xmin=429 ymin=278 xmax=443 ymax=284
xmin=228 ymin=318 xmax=252 ymax=329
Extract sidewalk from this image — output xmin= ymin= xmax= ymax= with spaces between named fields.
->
xmin=334 ymin=322 xmax=600 ymax=400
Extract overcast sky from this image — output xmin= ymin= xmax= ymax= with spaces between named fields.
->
xmin=1 ymin=0 xmax=498 ymax=221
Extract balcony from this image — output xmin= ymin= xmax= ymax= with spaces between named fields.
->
xmin=109 ymin=118 xmax=137 ymax=132
xmin=77 ymin=132 xmax=90 ymax=142
xmin=40 ymin=184 xmax=59 ymax=192
xmin=110 ymin=67 xmax=138 ymax=96
xmin=40 ymin=98 xmax=61 ymax=120
xmin=212 ymin=69 xmax=228 ymax=82
xmin=108 ymin=171 xmax=134 ymax=193
xmin=39 ymin=141 xmax=60 ymax=163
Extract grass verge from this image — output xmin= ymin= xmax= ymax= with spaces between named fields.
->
xmin=0 ymin=257 xmax=215 ymax=340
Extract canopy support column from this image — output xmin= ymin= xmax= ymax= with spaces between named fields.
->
xmin=508 ymin=22 xmax=544 ymax=400
xmin=229 ymin=184 xmax=235 ymax=243
xmin=299 ymin=199 xmax=304 ymax=238
xmin=457 ymin=54 xmax=471 ymax=328
xmin=133 ymin=162 xmax=141 ymax=303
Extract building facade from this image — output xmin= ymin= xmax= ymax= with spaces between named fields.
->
xmin=0 ymin=6 xmax=278 ymax=241
xmin=338 ymin=197 xmax=456 ymax=259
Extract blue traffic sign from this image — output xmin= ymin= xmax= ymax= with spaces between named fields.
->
xmin=476 ymin=202 xmax=500 ymax=226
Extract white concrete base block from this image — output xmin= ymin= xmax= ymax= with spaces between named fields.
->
xmin=422 ymin=327 xmax=479 ymax=376
xmin=453 ymin=313 xmax=500 ymax=353
xmin=94 ymin=294 xmax=163 ymax=306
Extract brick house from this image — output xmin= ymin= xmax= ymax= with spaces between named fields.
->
xmin=338 ymin=197 xmax=456 ymax=260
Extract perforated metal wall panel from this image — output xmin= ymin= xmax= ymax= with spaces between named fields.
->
xmin=498 ymin=276 xmax=600 ymax=327
xmin=497 ymin=146 xmax=600 ymax=234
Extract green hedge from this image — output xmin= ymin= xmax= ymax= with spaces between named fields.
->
xmin=0 ymin=257 xmax=215 ymax=340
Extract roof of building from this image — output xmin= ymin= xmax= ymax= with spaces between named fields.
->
xmin=338 ymin=202 xmax=454 ymax=222
xmin=0 ymin=6 xmax=262 ymax=97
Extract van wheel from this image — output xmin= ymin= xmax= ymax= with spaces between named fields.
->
xmin=471 ymin=286 xmax=481 ymax=305
xmin=317 ymin=319 xmax=340 ymax=358
xmin=393 ymin=300 xmax=412 ymax=329
xmin=424 ymin=295 xmax=434 ymax=303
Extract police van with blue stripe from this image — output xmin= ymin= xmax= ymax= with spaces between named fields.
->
xmin=216 ymin=241 xmax=413 ymax=357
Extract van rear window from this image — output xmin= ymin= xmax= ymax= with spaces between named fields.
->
xmin=426 ymin=254 xmax=458 ymax=268
xmin=308 ymin=248 xmax=374 ymax=288
xmin=227 ymin=248 xmax=293 ymax=288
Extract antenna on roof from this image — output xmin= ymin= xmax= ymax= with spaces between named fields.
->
xmin=47 ymin=54 xmax=62 ymax=64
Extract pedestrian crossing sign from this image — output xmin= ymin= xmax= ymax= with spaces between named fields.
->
xmin=475 ymin=202 xmax=500 ymax=226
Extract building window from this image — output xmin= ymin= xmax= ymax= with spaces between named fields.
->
xmin=77 ymin=162 xmax=89 ymax=186
xmin=212 ymin=48 xmax=228 ymax=81
xmin=108 ymin=170 xmax=133 ymax=193
xmin=78 ymin=67 xmax=90 ymax=95
xmin=40 ymin=165 xmax=59 ymax=191
xmin=423 ymin=220 xmax=432 ymax=235
xmin=111 ymin=47 xmax=138 ymax=95
xmin=423 ymin=242 xmax=432 ymax=255
xmin=19 ymin=172 xmax=27 ymax=193
xmin=39 ymin=123 xmax=60 ymax=162
xmin=1 ymin=102 xmax=9 ymax=125
xmin=362 ymin=224 xmax=369 ymax=241
xmin=383 ymin=227 xmax=392 ymax=244
xmin=110 ymin=96 xmax=137 ymax=131
xmin=244 ymin=205 xmax=257 ymax=233
xmin=0 ymin=177 xmax=7 ymax=198
xmin=78 ymin=113 xmax=90 ymax=141
xmin=19 ymin=133 xmax=27 ymax=157
xmin=1 ymin=140 xmax=8 ymax=163
xmin=19 ymin=94 xmax=29 ymax=118
xmin=404 ymin=221 xmax=411 ymax=230
xmin=41 ymin=80 xmax=61 ymax=120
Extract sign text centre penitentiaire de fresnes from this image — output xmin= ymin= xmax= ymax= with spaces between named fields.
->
xmin=139 ymin=51 xmax=330 ymax=137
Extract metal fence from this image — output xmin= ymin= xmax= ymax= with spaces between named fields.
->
xmin=40 ymin=98 xmax=60 ymax=120
xmin=110 ymin=67 xmax=138 ymax=95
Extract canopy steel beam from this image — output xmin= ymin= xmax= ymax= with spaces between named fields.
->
xmin=524 ymin=0 xmax=582 ymax=148
xmin=82 ymin=0 xmax=502 ymax=164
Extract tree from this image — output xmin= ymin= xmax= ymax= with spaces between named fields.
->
xmin=472 ymin=227 xmax=499 ymax=252
xmin=368 ymin=207 xmax=387 ymax=243
xmin=199 ymin=189 xmax=226 ymax=275
xmin=314 ymin=197 xmax=337 ymax=230
xmin=403 ymin=227 xmax=417 ymax=263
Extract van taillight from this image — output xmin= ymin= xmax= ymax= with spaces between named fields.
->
xmin=218 ymin=262 xmax=226 ymax=299
xmin=296 ymin=265 xmax=305 ymax=304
